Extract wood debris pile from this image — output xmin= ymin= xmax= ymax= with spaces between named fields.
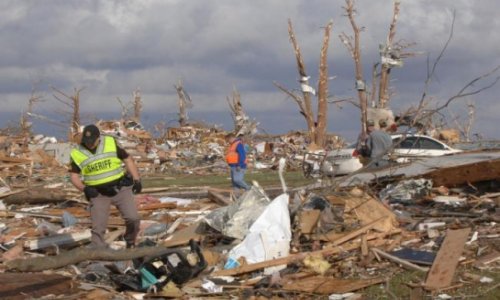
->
xmin=0 ymin=121 xmax=498 ymax=299
xmin=1 ymin=121 xmax=345 ymax=192
xmin=0 ymin=144 xmax=498 ymax=299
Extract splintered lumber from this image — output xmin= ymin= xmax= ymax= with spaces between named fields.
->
xmin=343 ymin=191 xmax=398 ymax=232
xmin=424 ymin=228 xmax=471 ymax=290
xmin=423 ymin=157 xmax=500 ymax=187
xmin=474 ymin=250 xmax=500 ymax=268
xmin=25 ymin=230 xmax=92 ymax=250
xmin=299 ymin=209 xmax=321 ymax=234
xmin=0 ymin=155 xmax=32 ymax=164
xmin=6 ymin=245 xmax=183 ymax=272
xmin=212 ymin=238 xmax=386 ymax=277
xmin=137 ymin=202 xmax=177 ymax=211
xmin=207 ymin=188 xmax=232 ymax=206
xmin=0 ymin=273 xmax=75 ymax=299
xmin=371 ymin=248 xmax=429 ymax=272
xmin=163 ymin=222 xmax=204 ymax=247
xmin=311 ymin=216 xmax=387 ymax=243
xmin=0 ymin=188 xmax=29 ymax=199
xmin=281 ymin=275 xmax=385 ymax=294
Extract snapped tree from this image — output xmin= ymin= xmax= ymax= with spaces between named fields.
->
xmin=274 ymin=19 xmax=333 ymax=148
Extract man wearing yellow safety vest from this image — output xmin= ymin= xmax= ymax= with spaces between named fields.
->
xmin=69 ymin=124 xmax=142 ymax=249
xmin=225 ymin=133 xmax=250 ymax=192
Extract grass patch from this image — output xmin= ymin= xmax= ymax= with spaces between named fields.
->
xmin=361 ymin=267 xmax=500 ymax=299
xmin=143 ymin=170 xmax=314 ymax=190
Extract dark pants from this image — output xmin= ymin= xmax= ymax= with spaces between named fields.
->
xmin=89 ymin=185 xmax=140 ymax=248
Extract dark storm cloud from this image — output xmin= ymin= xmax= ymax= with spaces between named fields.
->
xmin=0 ymin=0 xmax=498 ymax=139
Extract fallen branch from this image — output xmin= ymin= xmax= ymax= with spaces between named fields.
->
xmin=6 ymin=246 xmax=181 ymax=272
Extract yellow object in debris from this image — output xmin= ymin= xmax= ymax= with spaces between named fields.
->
xmin=303 ymin=254 xmax=331 ymax=275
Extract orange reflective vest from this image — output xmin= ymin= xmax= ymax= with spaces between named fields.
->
xmin=225 ymin=140 xmax=247 ymax=165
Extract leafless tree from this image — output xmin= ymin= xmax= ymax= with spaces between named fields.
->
xmin=174 ymin=79 xmax=193 ymax=127
xmin=274 ymin=19 xmax=333 ymax=147
xmin=449 ymin=101 xmax=475 ymax=142
xmin=227 ymin=86 xmax=258 ymax=136
xmin=340 ymin=1 xmax=415 ymax=131
xmin=20 ymin=85 xmax=44 ymax=150
xmin=339 ymin=0 xmax=369 ymax=136
xmin=115 ymin=96 xmax=132 ymax=120
xmin=133 ymin=88 xmax=142 ymax=123
xmin=409 ymin=10 xmax=500 ymax=136
xmin=51 ymin=87 xmax=84 ymax=142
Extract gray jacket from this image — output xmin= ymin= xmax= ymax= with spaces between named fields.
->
xmin=366 ymin=130 xmax=392 ymax=161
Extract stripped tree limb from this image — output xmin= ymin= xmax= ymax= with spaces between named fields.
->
xmin=6 ymin=246 xmax=183 ymax=272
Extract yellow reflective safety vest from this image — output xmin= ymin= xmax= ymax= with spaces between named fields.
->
xmin=70 ymin=136 xmax=125 ymax=186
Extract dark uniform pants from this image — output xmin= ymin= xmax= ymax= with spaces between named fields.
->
xmin=89 ymin=185 xmax=140 ymax=248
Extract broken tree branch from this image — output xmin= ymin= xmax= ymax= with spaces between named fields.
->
xmin=6 ymin=246 xmax=184 ymax=272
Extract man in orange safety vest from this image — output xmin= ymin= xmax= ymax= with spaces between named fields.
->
xmin=225 ymin=133 xmax=250 ymax=192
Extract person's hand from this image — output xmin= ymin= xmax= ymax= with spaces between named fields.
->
xmin=132 ymin=180 xmax=142 ymax=194
xmin=83 ymin=186 xmax=99 ymax=200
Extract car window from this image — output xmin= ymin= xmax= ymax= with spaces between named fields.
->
xmin=394 ymin=136 xmax=445 ymax=150
xmin=395 ymin=137 xmax=418 ymax=149
xmin=416 ymin=137 xmax=445 ymax=150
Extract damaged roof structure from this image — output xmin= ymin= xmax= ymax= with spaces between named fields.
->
xmin=0 ymin=119 xmax=499 ymax=299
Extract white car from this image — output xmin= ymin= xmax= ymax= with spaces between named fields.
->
xmin=319 ymin=134 xmax=463 ymax=176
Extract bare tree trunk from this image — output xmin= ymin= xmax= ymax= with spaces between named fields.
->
xmin=21 ymin=87 xmax=42 ymax=152
xmin=52 ymin=87 xmax=83 ymax=142
xmin=378 ymin=0 xmax=400 ymax=108
xmin=288 ymin=19 xmax=316 ymax=142
xmin=227 ymin=86 xmax=243 ymax=130
xmin=370 ymin=63 xmax=379 ymax=107
xmin=341 ymin=0 xmax=368 ymax=135
xmin=315 ymin=21 xmax=333 ymax=147
xmin=72 ymin=90 xmax=80 ymax=140
xmin=174 ymin=80 xmax=192 ymax=127
xmin=133 ymin=88 xmax=142 ymax=123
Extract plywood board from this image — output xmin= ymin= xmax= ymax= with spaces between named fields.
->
xmin=425 ymin=228 xmax=471 ymax=290
xmin=344 ymin=194 xmax=398 ymax=233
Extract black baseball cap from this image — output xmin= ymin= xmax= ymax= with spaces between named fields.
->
xmin=81 ymin=124 xmax=100 ymax=146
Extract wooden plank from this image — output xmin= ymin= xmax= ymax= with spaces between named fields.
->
xmin=162 ymin=222 xmax=204 ymax=247
xmin=423 ymin=159 xmax=500 ymax=187
xmin=424 ymin=228 xmax=471 ymax=290
xmin=207 ymin=188 xmax=233 ymax=206
xmin=281 ymin=275 xmax=385 ymax=294
xmin=299 ymin=209 xmax=321 ymax=234
xmin=343 ymin=193 xmax=398 ymax=233
xmin=0 ymin=273 xmax=75 ymax=299
xmin=212 ymin=238 xmax=386 ymax=277
xmin=311 ymin=216 xmax=386 ymax=243
xmin=474 ymin=250 xmax=500 ymax=268
xmin=0 ymin=155 xmax=32 ymax=163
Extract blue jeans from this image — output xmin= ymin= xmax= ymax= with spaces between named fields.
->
xmin=230 ymin=166 xmax=250 ymax=191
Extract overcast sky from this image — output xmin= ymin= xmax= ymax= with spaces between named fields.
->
xmin=1 ymin=0 xmax=499 ymax=141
